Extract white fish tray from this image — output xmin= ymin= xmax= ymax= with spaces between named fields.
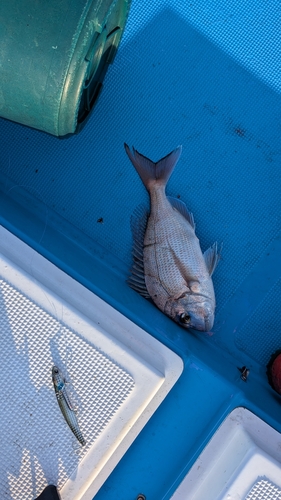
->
xmin=171 ymin=407 xmax=281 ymax=500
xmin=0 ymin=226 xmax=183 ymax=500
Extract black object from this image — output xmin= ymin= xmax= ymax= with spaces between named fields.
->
xmin=34 ymin=485 xmax=61 ymax=500
xmin=238 ymin=365 xmax=250 ymax=382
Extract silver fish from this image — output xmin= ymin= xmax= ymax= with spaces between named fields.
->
xmin=125 ymin=144 xmax=219 ymax=332
xmin=52 ymin=366 xmax=86 ymax=446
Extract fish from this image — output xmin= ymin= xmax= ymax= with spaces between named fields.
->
xmin=52 ymin=366 xmax=86 ymax=446
xmin=124 ymin=144 xmax=219 ymax=332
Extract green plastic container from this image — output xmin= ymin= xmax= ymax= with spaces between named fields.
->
xmin=0 ymin=0 xmax=131 ymax=136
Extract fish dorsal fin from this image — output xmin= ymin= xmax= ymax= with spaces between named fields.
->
xmin=204 ymin=242 xmax=219 ymax=276
xmin=127 ymin=204 xmax=151 ymax=299
xmin=167 ymin=196 xmax=196 ymax=229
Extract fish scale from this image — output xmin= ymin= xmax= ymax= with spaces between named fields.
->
xmin=145 ymin=196 xmax=204 ymax=300
xmin=125 ymin=144 xmax=219 ymax=332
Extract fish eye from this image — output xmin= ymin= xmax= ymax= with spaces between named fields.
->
xmin=53 ymin=367 xmax=59 ymax=373
xmin=179 ymin=313 xmax=191 ymax=325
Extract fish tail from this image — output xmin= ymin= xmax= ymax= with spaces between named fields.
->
xmin=124 ymin=143 xmax=182 ymax=191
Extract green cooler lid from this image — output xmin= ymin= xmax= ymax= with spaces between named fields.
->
xmin=0 ymin=0 xmax=131 ymax=136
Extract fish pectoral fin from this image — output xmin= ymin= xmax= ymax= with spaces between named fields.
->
xmin=204 ymin=242 xmax=220 ymax=276
xmin=167 ymin=196 xmax=196 ymax=230
xmin=62 ymin=389 xmax=75 ymax=411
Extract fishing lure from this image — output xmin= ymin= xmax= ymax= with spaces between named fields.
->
xmin=52 ymin=365 xmax=86 ymax=446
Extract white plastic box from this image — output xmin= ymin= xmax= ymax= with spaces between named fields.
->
xmin=171 ymin=407 xmax=281 ymax=500
xmin=0 ymin=226 xmax=183 ymax=500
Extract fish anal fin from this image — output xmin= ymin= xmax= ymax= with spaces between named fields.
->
xmin=128 ymin=204 xmax=150 ymax=299
xmin=167 ymin=196 xmax=196 ymax=230
xmin=130 ymin=204 xmax=148 ymax=243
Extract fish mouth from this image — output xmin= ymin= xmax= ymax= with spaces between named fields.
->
xmin=178 ymin=315 xmax=213 ymax=332
xmin=190 ymin=314 xmax=214 ymax=332
xmin=178 ymin=311 xmax=208 ymax=331
xmin=204 ymin=316 xmax=214 ymax=332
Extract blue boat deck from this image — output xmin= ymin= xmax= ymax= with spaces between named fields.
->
xmin=1 ymin=1 xmax=281 ymax=498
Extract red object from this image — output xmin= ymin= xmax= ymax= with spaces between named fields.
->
xmin=267 ymin=351 xmax=281 ymax=395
